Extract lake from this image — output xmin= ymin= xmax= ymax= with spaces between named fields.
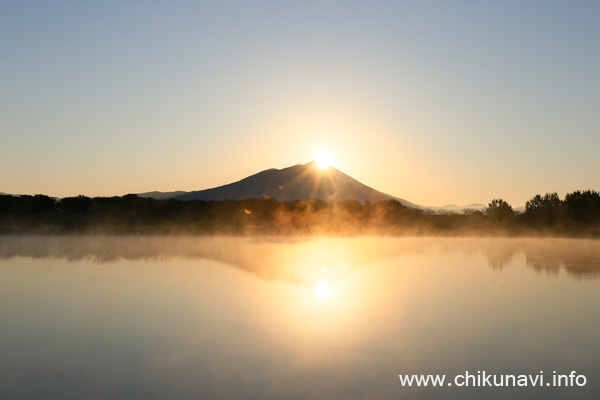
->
xmin=1 ymin=236 xmax=599 ymax=399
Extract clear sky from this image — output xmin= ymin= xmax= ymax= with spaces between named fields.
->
xmin=2 ymin=1 xmax=599 ymax=207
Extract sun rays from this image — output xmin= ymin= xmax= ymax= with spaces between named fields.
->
xmin=314 ymin=150 xmax=334 ymax=169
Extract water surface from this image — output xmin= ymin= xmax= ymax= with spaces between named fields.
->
xmin=1 ymin=236 xmax=599 ymax=399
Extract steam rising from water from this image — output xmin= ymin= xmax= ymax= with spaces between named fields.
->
xmin=0 ymin=236 xmax=598 ymax=282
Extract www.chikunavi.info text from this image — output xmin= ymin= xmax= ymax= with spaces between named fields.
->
xmin=399 ymin=371 xmax=587 ymax=387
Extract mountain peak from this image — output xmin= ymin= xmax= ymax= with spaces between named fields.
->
xmin=139 ymin=162 xmax=420 ymax=207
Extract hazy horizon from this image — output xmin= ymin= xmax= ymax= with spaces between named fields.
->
xmin=2 ymin=1 xmax=599 ymax=207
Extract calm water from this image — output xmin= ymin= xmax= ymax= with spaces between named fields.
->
xmin=1 ymin=236 xmax=599 ymax=399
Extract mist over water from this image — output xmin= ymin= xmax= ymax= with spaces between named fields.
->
xmin=0 ymin=236 xmax=598 ymax=281
xmin=1 ymin=236 xmax=599 ymax=399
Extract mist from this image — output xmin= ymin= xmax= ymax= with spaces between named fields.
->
xmin=1 ymin=192 xmax=600 ymax=237
xmin=1 ymin=236 xmax=598 ymax=283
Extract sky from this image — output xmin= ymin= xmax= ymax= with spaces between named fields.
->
xmin=1 ymin=0 xmax=599 ymax=207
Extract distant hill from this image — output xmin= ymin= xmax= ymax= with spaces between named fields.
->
xmin=139 ymin=161 xmax=420 ymax=207
xmin=135 ymin=190 xmax=188 ymax=200
xmin=428 ymin=203 xmax=487 ymax=212
xmin=513 ymin=204 xmax=526 ymax=213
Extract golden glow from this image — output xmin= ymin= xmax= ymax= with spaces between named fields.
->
xmin=314 ymin=280 xmax=330 ymax=298
xmin=314 ymin=150 xmax=333 ymax=169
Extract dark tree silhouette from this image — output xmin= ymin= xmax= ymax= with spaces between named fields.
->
xmin=563 ymin=190 xmax=600 ymax=224
xmin=525 ymin=192 xmax=561 ymax=227
xmin=485 ymin=199 xmax=513 ymax=219
xmin=2 ymin=189 xmax=600 ymax=236
xmin=18 ymin=194 xmax=56 ymax=214
xmin=58 ymin=195 xmax=94 ymax=215
xmin=526 ymin=193 xmax=560 ymax=213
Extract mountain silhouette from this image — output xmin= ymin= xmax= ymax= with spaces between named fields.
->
xmin=139 ymin=161 xmax=420 ymax=207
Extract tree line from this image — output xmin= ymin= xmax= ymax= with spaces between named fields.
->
xmin=0 ymin=190 xmax=599 ymax=236
xmin=484 ymin=190 xmax=600 ymax=232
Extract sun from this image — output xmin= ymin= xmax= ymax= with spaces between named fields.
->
xmin=314 ymin=150 xmax=334 ymax=169
xmin=314 ymin=280 xmax=330 ymax=298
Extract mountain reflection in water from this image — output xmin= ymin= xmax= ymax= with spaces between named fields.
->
xmin=0 ymin=236 xmax=598 ymax=282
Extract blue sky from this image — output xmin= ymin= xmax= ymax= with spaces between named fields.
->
xmin=1 ymin=1 xmax=599 ymax=206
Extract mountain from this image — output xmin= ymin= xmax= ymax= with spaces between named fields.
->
xmin=139 ymin=161 xmax=420 ymax=207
